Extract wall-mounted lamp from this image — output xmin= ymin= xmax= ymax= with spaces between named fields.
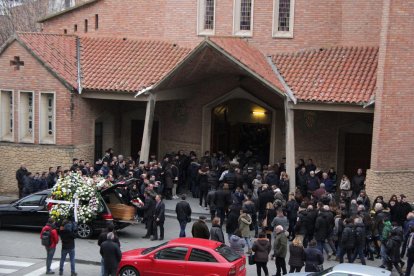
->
xmin=252 ymin=110 xmax=267 ymax=117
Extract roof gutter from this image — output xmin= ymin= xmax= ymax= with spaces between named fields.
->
xmin=266 ymin=56 xmax=297 ymax=104
xmin=363 ymin=95 xmax=375 ymax=108
xmin=76 ymin=37 xmax=83 ymax=94
xmin=135 ymin=85 xmax=153 ymax=98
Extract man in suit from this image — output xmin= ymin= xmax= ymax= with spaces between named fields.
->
xmin=140 ymin=191 xmax=156 ymax=239
xmin=152 ymin=194 xmax=165 ymax=240
xmin=175 ymin=194 xmax=192 ymax=237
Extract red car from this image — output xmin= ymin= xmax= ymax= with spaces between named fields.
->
xmin=118 ymin=237 xmax=246 ymax=276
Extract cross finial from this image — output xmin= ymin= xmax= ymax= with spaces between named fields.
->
xmin=10 ymin=56 xmax=24 ymax=70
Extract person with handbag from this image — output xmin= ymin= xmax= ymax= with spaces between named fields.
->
xmin=252 ymin=232 xmax=271 ymax=276
xmin=304 ymin=239 xmax=324 ymax=272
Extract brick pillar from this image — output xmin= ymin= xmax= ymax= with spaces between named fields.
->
xmin=367 ymin=0 xmax=414 ymax=201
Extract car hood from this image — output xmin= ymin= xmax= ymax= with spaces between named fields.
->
xmin=122 ymin=248 xmax=146 ymax=259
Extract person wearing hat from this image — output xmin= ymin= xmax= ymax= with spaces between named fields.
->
xmin=191 ymin=216 xmax=210 ymax=239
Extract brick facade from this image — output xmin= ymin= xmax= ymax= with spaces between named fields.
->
xmin=41 ymin=0 xmax=382 ymax=53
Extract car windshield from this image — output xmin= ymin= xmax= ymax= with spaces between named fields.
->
xmin=141 ymin=242 xmax=168 ymax=255
xmin=215 ymin=244 xmax=240 ymax=262
xmin=308 ymin=267 xmax=333 ymax=276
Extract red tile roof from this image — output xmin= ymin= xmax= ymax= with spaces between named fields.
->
xmin=18 ymin=32 xmax=78 ymax=88
xmin=210 ymin=37 xmax=284 ymax=92
xmin=80 ymin=37 xmax=191 ymax=92
xmin=271 ymin=46 xmax=378 ymax=104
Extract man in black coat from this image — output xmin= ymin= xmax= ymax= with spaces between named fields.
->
xmin=100 ymin=232 xmax=122 ymax=276
xmin=351 ymin=168 xmax=365 ymax=198
xmin=176 ymin=194 xmax=192 ymax=237
xmin=314 ymin=207 xmax=330 ymax=256
xmin=16 ymin=164 xmax=28 ymax=198
xmin=191 ymin=216 xmax=210 ymax=239
xmin=98 ymin=223 xmax=120 ymax=276
xmin=214 ymin=184 xmax=232 ymax=226
xmin=152 ymin=194 xmax=165 ymax=240
xmin=140 ymin=191 xmax=156 ymax=239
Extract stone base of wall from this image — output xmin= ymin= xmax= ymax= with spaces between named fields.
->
xmin=0 ymin=143 xmax=94 ymax=195
xmin=160 ymin=140 xmax=202 ymax=158
xmin=366 ymin=169 xmax=414 ymax=202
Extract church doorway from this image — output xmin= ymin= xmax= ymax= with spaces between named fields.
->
xmin=131 ymin=120 xmax=159 ymax=161
xmin=344 ymin=133 xmax=372 ymax=177
xmin=211 ymin=99 xmax=271 ymax=165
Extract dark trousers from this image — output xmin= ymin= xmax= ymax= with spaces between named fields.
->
xmin=289 ymin=266 xmax=302 ymax=273
xmin=145 ymin=218 xmax=154 ymax=237
xmin=210 ymin=209 xmax=216 ymax=221
xmin=103 ymin=264 xmax=119 ymax=276
xmin=45 ymin=247 xmax=55 ymax=272
xmin=18 ymin=185 xmax=23 ymax=198
xmin=199 ymin=190 xmax=208 ymax=207
xmin=339 ymin=248 xmax=353 ymax=263
xmin=217 ymin=208 xmax=225 ymax=227
xmin=255 ymin=261 xmax=269 ymax=276
xmin=288 ymin=218 xmax=296 ymax=239
xmin=350 ymin=245 xmax=366 ymax=265
xmin=153 ymin=221 xmax=164 ymax=239
xmin=275 ymin=257 xmax=287 ymax=276
xmin=405 ymin=256 xmax=413 ymax=276
xmin=59 ymin=248 xmax=75 ymax=273
xmin=179 ymin=220 xmax=187 ymax=237
xmin=387 ymin=261 xmax=403 ymax=275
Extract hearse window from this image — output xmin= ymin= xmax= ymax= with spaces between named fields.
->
xmin=19 ymin=194 xmax=44 ymax=206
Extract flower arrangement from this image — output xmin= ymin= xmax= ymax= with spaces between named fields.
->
xmin=49 ymin=173 xmax=103 ymax=223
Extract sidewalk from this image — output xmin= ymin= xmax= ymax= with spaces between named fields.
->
xmin=163 ymin=194 xmax=211 ymax=221
xmin=0 ymin=195 xmax=18 ymax=204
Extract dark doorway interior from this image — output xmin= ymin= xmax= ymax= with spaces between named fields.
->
xmin=344 ymin=133 xmax=372 ymax=177
xmin=211 ymin=99 xmax=271 ymax=165
xmin=131 ymin=120 xmax=159 ymax=161
xmin=94 ymin=122 xmax=103 ymax=161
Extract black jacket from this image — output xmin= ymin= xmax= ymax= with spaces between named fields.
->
xmin=210 ymin=225 xmax=225 ymax=243
xmin=252 ymin=239 xmax=271 ymax=263
xmin=214 ymin=189 xmax=231 ymax=209
xmin=154 ymin=201 xmax=165 ymax=222
xmin=314 ymin=211 xmax=330 ymax=241
xmin=289 ymin=244 xmax=305 ymax=267
xmin=226 ymin=204 xmax=242 ymax=235
xmin=59 ymin=225 xmax=76 ymax=250
xmin=141 ymin=196 xmax=155 ymax=219
xmin=258 ymin=189 xmax=274 ymax=212
xmin=386 ymin=234 xmax=402 ymax=263
xmin=100 ymin=240 xmax=122 ymax=271
xmin=206 ymin=190 xmax=216 ymax=210
xmin=176 ymin=200 xmax=192 ymax=222
xmin=341 ymin=224 xmax=356 ymax=249
xmin=354 ymin=222 xmax=366 ymax=246
xmin=304 ymin=246 xmax=323 ymax=272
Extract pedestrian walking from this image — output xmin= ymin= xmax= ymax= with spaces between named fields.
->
xmin=40 ymin=218 xmax=59 ymax=275
xmin=175 ymin=194 xmax=192 ymax=237
xmin=229 ymin=229 xmax=246 ymax=256
xmin=97 ymin=223 xmax=120 ymax=276
xmin=153 ymin=194 xmax=165 ymax=240
xmin=58 ymin=220 xmax=77 ymax=276
xmin=350 ymin=217 xmax=366 ymax=265
xmin=210 ymin=217 xmax=225 ymax=243
xmin=252 ymin=232 xmax=271 ymax=276
xmin=304 ymin=240 xmax=324 ymax=272
xmin=100 ymin=232 xmax=122 ymax=276
xmin=273 ymin=225 xmax=287 ymax=276
xmin=192 ymin=216 xmax=210 ymax=239
xmin=288 ymin=236 xmax=305 ymax=273
xmin=339 ymin=218 xmax=355 ymax=264
xmin=239 ymin=209 xmax=253 ymax=253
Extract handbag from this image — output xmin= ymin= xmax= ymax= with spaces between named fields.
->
xmin=248 ymin=253 xmax=256 ymax=265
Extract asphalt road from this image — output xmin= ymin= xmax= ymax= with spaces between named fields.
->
xmin=0 ymin=215 xmax=406 ymax=276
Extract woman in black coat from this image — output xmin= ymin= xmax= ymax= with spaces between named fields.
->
xmin=288 ymin=236 xmax=305 ymax=273
xmin=226 ymin=202 xmax=242 ymax=239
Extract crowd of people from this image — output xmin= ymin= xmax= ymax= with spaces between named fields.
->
xmin=23 ymin=148 xmax=414 ymax=276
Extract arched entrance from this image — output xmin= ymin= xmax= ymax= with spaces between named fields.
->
xmin=202 ymin=87 xmax=278 ymax=164
xmin=211 ymin=99 xmax=271 ymax=165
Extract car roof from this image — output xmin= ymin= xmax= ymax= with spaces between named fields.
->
xmin=169 ymin=238 xmax=222 ymax=249
xmin=332 ymin=263 xmax=390 ymax=275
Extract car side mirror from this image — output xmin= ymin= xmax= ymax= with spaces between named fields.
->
xmin=148 ymin=254 xmax=155 ymax=261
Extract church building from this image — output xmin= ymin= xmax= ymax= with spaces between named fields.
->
xmin=0 ymin=0 xmax=413 ymax=200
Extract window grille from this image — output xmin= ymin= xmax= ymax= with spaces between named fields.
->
xmin=9 ymin=92 xmax=13 ymax=133
xmin=204 ymin=0 xmax=214 ymax=30
xmin=240 ymin=0 xmax=252 ymax=31
xmin=28 ymin=93 xmax=33 ymax=134
xmin=278 ymin=0 xmax=290 ymax=31
xmin=47 ymin=94 xmax=54 ymax=135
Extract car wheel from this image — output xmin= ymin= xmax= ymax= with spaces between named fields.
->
xmin=76 ymin=223 xmax=93 ymax=239
xmin=119 ymin=266 xmax=139 ymax=276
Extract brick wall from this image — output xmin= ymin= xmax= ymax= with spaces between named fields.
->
xmin=41 ymin=0 xmax=382 ymax=54
xmin=366 ymin=169 xmax=414 ymax=202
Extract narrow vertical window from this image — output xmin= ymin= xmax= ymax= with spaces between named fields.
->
xmin=19 ymin=91 xmax=34 ymax=143
xmin=63 ymin=29 xmax=67 ymax=34
xmin=273 ymin=0 xmax=295 ymax=38
xmin=240 ymin=0 xmax=252 ymax=30
xmin=40 ymin=93 xmax=55 ymax=144
xmin=95 ymin=14 xmax=99 ymax=30
xmin=197 ymin=0 xmax=215 ymax=35
xmin=233 ymin=0 xmax=254 ymax=36
xmin=74 ymin=24 xmax=77 ymax=32
xmin=84 ymin=19 xmax=88 ymax=33
xmin=0 ymin=90 xmax=14 ymax=141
